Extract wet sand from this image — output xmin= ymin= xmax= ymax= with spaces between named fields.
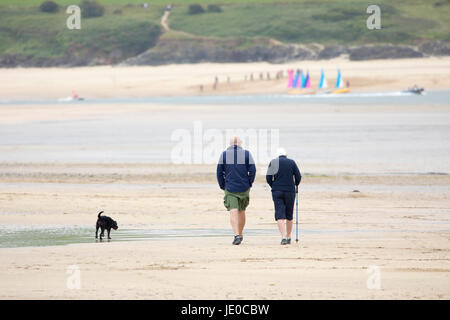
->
xmin=0 ymin=167 xmax=449 ymax=299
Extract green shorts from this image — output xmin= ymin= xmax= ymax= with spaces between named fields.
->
xmin=224 ymin=189 xmax=250 ymax=211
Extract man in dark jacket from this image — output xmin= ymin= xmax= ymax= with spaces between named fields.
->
xmin=217 ymin=136 xmax=256 ymax=245
xmin=266 ymin=148 xmax=301 ymax=245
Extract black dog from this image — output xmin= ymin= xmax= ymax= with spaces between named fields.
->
xmin=95 ymin=211 xmax=118 ymax=240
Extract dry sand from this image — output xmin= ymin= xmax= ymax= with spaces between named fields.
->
xmin=1 ymin=57 xmax=450 ymax=99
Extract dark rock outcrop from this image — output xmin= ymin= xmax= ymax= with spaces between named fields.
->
xmin=419 ymin=41 xmax=450 ymax=56
xmin=318 ymin=45 xmax=349 ymax=59
xmin=122 ymin=38 xmax=316 ymax=65
xmin=349 ymin=45 xmax=423 ymax=60
xmin=1 ymin=38 xmax=448 ymax=67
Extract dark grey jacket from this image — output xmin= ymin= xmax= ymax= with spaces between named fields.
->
xmin=266 ymin=155 xmax=301 ymax=192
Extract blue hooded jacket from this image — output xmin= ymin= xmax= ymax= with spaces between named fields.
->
xmin=216 ymin=145 xmax=256 ymax=193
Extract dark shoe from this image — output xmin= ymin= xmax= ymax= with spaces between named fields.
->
xmin=286 ymin=238 xmax=291 ymax=244
xmin=281 ymin=238 xmax=288 ymax=245
xmin=232 ymin=235 xmax=242 ymax=245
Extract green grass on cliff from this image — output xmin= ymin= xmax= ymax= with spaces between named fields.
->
xmin=0 ymin=0 xmax=448 ymax=64
xmin=169 ymin=0 xmax=450 ymax=45
xmin=0 ymin=3 xmax=162 ymax=64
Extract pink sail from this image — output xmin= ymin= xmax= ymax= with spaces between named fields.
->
xmin=287 ymin=69 xmax=294 ymax=88
xmin=305 ymin=72 xmax=311 ymax=88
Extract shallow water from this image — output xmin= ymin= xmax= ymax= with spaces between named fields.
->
xmin=1 ymin=225 xmax=448 ymax=249
xmin=0 ymin=91 xmax=449 ymax=175
xmin=0 ymin=227 xmax=279 ymax=248
xmin=1 ymin=90 xmax=450 ymax=106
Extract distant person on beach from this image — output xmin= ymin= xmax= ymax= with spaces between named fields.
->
xmin=217 ymin=136 xmax=256 ymax=245
xmin=266 ymin=148 xmax=301 ymax=245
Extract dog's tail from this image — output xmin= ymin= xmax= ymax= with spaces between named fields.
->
xmin=98 ymin=211 xmax=104 ymax=218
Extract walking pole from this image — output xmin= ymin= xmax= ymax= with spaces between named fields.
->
xmin=295 ymin=185 xmax=299 ymax=243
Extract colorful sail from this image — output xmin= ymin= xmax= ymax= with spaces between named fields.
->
xmin=300 ymin=70 xmax=306 ymax=88
xmin=335 ymin=69 xmax=344 ymax=88
xmin=287 ymin=69 xmax=294 ymax=88
xmin=305 ymin=71 xmax=311 ymax=88
xmin=292 ymin=69 xmax=300 ymax=88
xmin=318 ymin=69 xmax=328 ymax=89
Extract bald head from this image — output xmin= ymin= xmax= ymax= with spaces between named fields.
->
xmin=229 ymin=136 xmax=242 ymax=147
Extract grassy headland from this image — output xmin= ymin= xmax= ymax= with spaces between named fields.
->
xmin=0 ymin=0 xmax=449 ymax=66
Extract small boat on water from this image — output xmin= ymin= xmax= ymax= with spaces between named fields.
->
xmin=58 ymin=96 xmax=84 ymax=102
xmin=58 ymin=90 xmax=84 ymax=102
xmin=403 ymin=85 xmax=424 ymax=95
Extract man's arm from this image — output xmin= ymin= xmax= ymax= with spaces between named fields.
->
xmin=293 ymin=161 xmax=301 ymax=186
xmin=247 ymin=151 xmax=256 ymax=187
xmin=266 ymin=161 xmax=273 ymax=187
xmin=216 ymin=152 xmax=225 ymax=190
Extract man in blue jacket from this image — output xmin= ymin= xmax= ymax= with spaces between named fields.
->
xmin=217 ymin=136 xmax=256 ymax=245
xmin=266 ymin=148 xmax=301 ymax=245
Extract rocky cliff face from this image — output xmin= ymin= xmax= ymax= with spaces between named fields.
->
xmin=1 ymin=38 xmax=448 ymax=68
xmin=348 ymin=45 xmax=424 ymax=60
xmin=122 ymin=39 xmax=448 ymax=66
xmin=418 ymin=41 xmax=450 ymax=56
xmin=121 ymin=38 xmax=317 ymax=65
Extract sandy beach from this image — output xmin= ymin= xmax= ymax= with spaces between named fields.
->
xmin=0 ymin=57 xmax=450 ymax=99
xmin=0 ymin=57 xmax=449 ymax=299
xmin=0 ymin=168 xmax=449 ymax=299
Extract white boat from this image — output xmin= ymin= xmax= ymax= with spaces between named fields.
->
xmin=58 ymin=91 xmax=84 ymax=102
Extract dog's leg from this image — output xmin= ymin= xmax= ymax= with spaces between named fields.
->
xmin=95 ymin=223 xmax=99 ymax=239
xmin=107 ymin=228 xmax=111 ymax=240
xmin=100 ymin=227 xmax=105 ymax=240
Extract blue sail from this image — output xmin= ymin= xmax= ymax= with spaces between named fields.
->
xmin=292 ymin=70 xmax=299 ymax=88
xmin=319 ymin=70 xmax=324 ymax=89
xmin=335 ymin=69 xmax=342 ymax=88
xmin=319 ymin=69 xmax=328 ymax=89
xmin=300 ymin=70 xmax=306 ymax=88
